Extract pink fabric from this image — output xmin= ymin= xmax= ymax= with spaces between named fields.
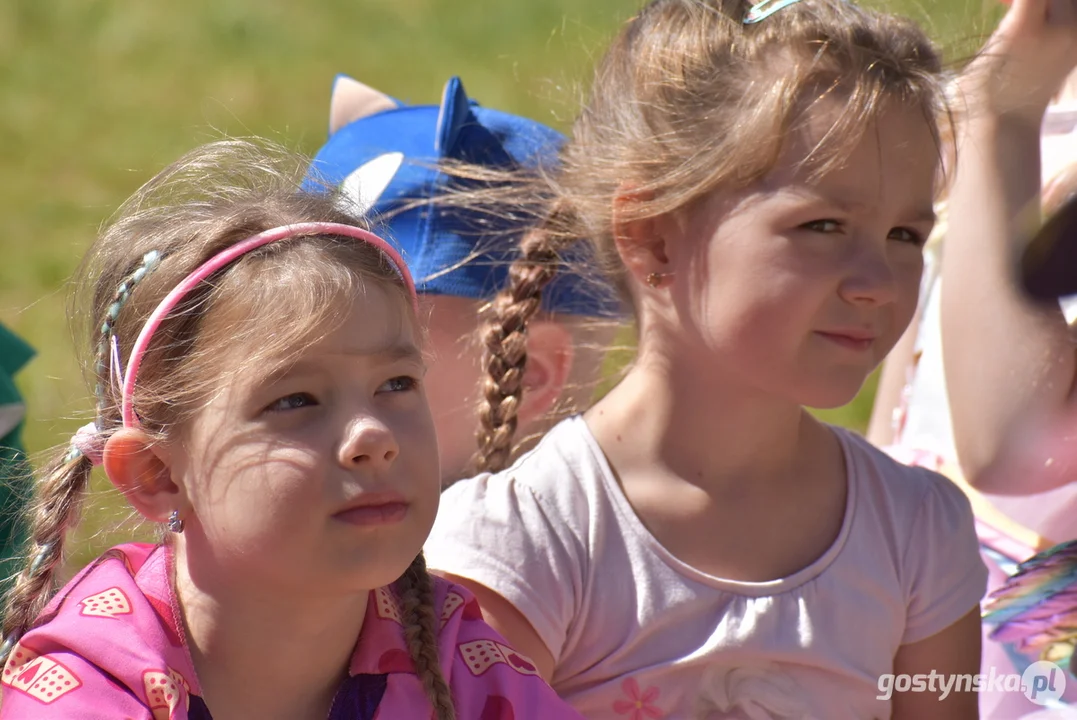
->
xmin=0 ymin=543 xmax=582 ymax=719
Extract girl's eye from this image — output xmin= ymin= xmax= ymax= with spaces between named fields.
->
xmin=379 ymin=376 xmax=418 ymax=394
xmin=801 ymin=219 xmax=842 ymax=233
xmin=888 ymin=227 xmax=925 ymax=246
xmin=266 ymin=392 xmax=318 ymax=412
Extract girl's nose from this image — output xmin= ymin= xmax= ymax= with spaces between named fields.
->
xmin=338 ymin=417 xmax=399 ymax=471
xmin=838 ymin=245 xmax=899 ymax=306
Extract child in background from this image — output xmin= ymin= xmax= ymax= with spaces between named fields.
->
xmin=307 ymin=75 xmax=622 ymax=482
xmin=939 ymin=0 xmax=1077 ymax=507
xmin=425 ymin=0 xmax=986 ymax=718
xmin=984 ymin=165 xmax=1077 ymax=711
xmin=869 ymin=1 xmax=1077 ymax=715
xmin=0 ymin=139 xmax=583 ymax=720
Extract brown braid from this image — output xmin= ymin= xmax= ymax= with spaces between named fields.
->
xmin=396 ymin=553 xmax=456 ymax=720
xmin=0 ymin=454 xmax=93 ymax=666
xmin=474 ymin=213 xmax=577 ymax=474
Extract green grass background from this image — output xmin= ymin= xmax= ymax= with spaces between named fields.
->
xmin=0 ymin=0 xmax=1004 ymax=571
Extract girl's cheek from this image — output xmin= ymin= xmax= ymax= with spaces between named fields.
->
xmin=896 ymin=261 xmax=926 ymax=297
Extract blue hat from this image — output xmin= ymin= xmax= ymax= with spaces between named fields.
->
xmin=305 ymin=75 xmax=622 ymax=317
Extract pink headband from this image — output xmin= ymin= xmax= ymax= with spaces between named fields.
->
xmin=119 ymin=222 xmax=417 ymax=428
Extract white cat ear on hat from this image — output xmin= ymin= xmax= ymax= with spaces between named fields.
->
xmin=326 ymin=75 xmax=406 ymax=217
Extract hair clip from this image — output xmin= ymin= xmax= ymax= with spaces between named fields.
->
xmin=109 ymin=335 xmax=124 ymax=396
xmin=744 ymin=0 xmax=805 ymax=24
xmin=93 ymin=250 xmax=163 ymax=417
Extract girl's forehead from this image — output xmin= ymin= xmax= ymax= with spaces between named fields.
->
xmin=205 ymin=280 xmax=420 ymax=377
xmin=765 ymin=100 xmax=938 ymax=184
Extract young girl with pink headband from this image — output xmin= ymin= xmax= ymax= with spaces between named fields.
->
xmin=0 ymin=139 xmax=582 ymax=720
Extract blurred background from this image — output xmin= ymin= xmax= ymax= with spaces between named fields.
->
xmin=0 ymin=0 xmax=1005 ymax=570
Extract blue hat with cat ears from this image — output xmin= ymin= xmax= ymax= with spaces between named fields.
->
xmin=305 ymin=75 xmax=623 ymax=317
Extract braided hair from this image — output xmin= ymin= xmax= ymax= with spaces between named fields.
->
xmin=471 ymin=0 xmax=946 ymax=473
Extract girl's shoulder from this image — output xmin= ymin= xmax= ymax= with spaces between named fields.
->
xmin=833 ymin=426 xmax=988 ymax=642
xmin=428 ymin=413 xmax=598 ymax=578
xmin=441 ymin=413 xmax=605 ymax=511
xmin=833 ymin=424 xmax=976 ymax=524
xmin=1 ymin=543 xmax=200 ymax=719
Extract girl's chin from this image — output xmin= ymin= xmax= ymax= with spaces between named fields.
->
xmin=797 ymin=384 xmax=868 ymax=413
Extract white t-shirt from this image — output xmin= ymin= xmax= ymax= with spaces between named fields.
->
xmin=425 ymin=416 xmax=988 ymax=720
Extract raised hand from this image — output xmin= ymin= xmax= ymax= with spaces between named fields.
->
xmin=957 ymin=0 xmax=1077 ymax=126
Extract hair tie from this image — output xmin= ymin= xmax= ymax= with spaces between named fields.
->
xmin=67 ymin=422 xmax=105 ymax=466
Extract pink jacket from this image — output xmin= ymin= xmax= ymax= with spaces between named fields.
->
xmin=0 ymin=544 xmax=581 ymax=719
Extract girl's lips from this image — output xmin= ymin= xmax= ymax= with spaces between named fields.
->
xmin=333 ymin=501 xmax=410 ymax=526
xmin=815 ymin=331 xmax=875 ymax=352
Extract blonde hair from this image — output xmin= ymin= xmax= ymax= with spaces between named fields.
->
xmin=0 ymin=139 xmax=455 ymax=719
xmin=475 ymin=0 xmax=948 ymax=473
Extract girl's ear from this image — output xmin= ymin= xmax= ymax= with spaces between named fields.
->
xmin=611 ymin=184 xmax=672 ymax=285
xmin=102 ymin=428 xmax=184 ymax=524
xmin=517 ymin=320 xmax=575 ymax=427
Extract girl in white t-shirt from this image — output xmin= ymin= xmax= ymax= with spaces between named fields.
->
xmin=424 ymin=1 xmax=990 ymax=718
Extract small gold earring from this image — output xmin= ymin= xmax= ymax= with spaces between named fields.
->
xmin=646 ymin=272 xmax=664 ymax=288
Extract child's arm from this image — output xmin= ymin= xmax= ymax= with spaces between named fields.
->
xmin=892 ymin=466 xmax=987 ymax=719
xmin=890 ymin=607 xmax=983 ymax=720
xmin=941 ymin=0 xmax=1077 ymax=494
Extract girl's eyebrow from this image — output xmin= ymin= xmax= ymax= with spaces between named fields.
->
xmin=779 ymin=187 xmax=936 ymax=224
xmin=307 ymin=342 xmax=425 ymax=369
xmin=259 ymin=343 xmax=424 ymax=384
xmin=334 ymin=342 xmax=425 ymax=364
xmin=906 ymin=207 xmax=938 ymax=225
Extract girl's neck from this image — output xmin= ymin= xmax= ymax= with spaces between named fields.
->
xmin=587 ymin=345 xmax=819 ymax=491
xmin=172 ymin=540 xmax=369 ymax=720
